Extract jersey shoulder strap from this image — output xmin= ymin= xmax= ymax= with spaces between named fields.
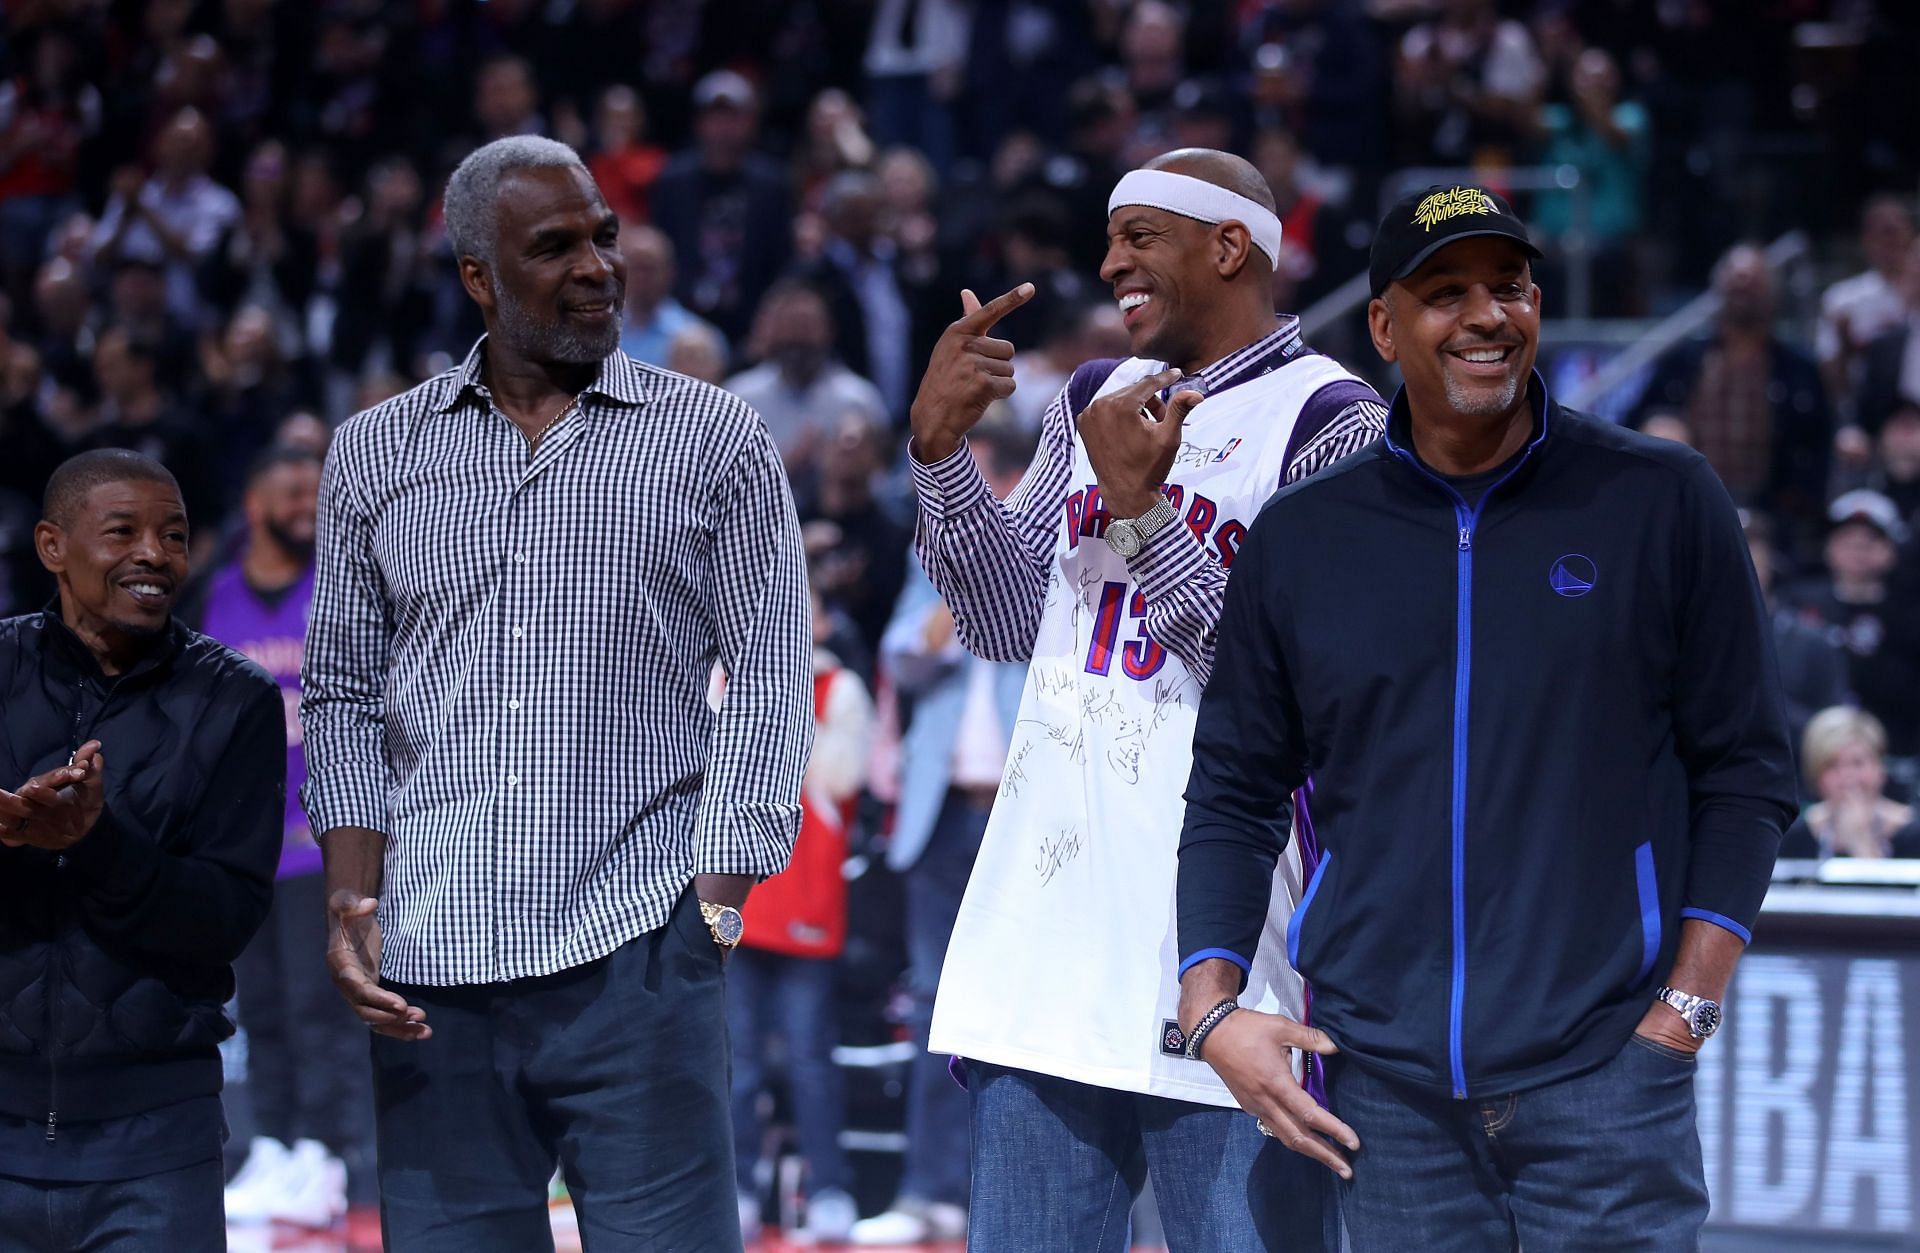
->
xmin=1067 ymin=358 xmax=1127 ymax=417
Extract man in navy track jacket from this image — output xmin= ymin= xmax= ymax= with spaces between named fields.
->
xmin=1172 ymin=186 xmax=1796 ymax=1251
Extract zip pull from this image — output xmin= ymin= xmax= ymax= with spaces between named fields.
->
xmin=1458 ymin=526 xmax=1472 ymax=551
xmin=44 ymin=1110 xmax=56 ymax=1142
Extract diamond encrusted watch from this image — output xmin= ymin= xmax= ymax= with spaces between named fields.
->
xmin=1653 ymin=985 xmax=1722 ymax=1040
xmin=1105 ymin=497 xmax=1178 ymax=559
xmin=699 ymin=900 xmax=745 ymax=949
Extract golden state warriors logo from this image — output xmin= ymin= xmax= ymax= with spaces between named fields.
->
xmin=1413 ymin=186 xmax=1499 ymax=232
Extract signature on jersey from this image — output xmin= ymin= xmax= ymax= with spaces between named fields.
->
xmin=1036 ymin=825 xmax=1084 ymax=886
xmin=1001 ymin=739 xmax=1035 ymax=799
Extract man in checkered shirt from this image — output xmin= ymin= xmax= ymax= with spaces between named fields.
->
xmin=299 ymin=136 xmax=813 ymax=1250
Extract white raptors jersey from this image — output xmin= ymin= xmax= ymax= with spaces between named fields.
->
xmin=929 ymin=351 xmax=1361 ymax=1104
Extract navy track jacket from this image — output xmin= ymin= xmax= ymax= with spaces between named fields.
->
xmin=1176 ymin=376 xmax=1796 ymax=1099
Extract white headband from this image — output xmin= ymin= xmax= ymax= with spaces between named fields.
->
xmin=1108 ymin=169 xmax=1283 ymax=268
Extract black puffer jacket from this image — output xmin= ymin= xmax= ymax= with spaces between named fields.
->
xmin=0 ymin=612 xmax=282 ymax=1131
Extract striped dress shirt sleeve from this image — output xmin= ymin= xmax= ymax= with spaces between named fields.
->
xmin=908 ymin=385 xmax=1077 ymax=663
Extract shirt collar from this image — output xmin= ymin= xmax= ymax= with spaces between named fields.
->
xmin=434 ymin=335 xmax=652 ymax=414
xmin=1187 ymin=317 xmax=1306 ymax=395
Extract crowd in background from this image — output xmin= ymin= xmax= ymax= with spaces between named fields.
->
xmin=4 ymin=0 xmax=1920 ymax=1236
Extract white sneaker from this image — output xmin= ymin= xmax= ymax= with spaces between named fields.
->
xmin=267 ymin=1138 xmax=347 ymax=1229
xmin=223 ymin=1137 xmax=291 ymax=1225
xmin=924 ymin=1202 xmax=968 ymax=1239
xmin=804 ymin=1187 xmax=858 ymax=1242
xmin=851 ymin=1200 xmax=968 ymax=1245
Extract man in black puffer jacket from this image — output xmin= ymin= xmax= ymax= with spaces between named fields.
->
xmin=0 ymin=449 xmax=283 ymax=1250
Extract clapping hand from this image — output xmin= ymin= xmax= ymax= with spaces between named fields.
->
xmin=0 ymin=741 xmax=105 ymax=851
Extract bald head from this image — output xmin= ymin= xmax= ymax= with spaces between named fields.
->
xmin=1143 ymin=148 xmax=1277 ymax=216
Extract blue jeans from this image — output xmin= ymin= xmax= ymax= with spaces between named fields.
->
xmin=899 ymin=788 xmax=988 ymax=1207
xmin=967 ymin=1062 xmax=1330 ymax=1253
xmin=0 ymin=1158 xmax=223 ymax=1253
xmin=726 ymin=947 xmax=849 ymax=1196
xmin=370 ymin=888 xmax=739 ymax=1251
xmin=1325 ymin=1032 xmax=1709 ymax=1252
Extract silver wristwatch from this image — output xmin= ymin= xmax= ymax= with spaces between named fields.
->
xmin=1653 ymin=986 xmax=1722 ymax=1040
xmin=1105 ymin=497 xmax=1178 ymax=559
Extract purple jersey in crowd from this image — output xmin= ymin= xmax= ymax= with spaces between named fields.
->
xmin=199 ymin=559 xmax=317 ymax=879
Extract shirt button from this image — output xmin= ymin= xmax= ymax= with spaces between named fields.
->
xmin=508 ymin=699 xmax=521 ymax=710
xmin=511 ymin=627 xmax=523 ymax=639
xmin=506 ymin=774 xmax=519 ymax=787
xmin=513 ymin=552 xmax=526 ymax=564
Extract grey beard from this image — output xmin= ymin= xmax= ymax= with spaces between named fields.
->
xmin=492 ymin=279 xmax=621 ymax=365
xmin=1443 ymin=367 xmax=1523 ymax=418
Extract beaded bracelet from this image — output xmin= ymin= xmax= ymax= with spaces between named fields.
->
xmin=1183 ymin=997 xmax=1241 ymax=1060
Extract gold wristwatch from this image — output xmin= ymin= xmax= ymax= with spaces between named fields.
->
xmin=699 ymin=900 xmax=745 ymax=949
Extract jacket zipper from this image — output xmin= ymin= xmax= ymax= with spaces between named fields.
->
xmin=42 ymin=673 xmax=89 ymax=1142
xmin=1391 ymin=447 xmax=1538 ymax=1099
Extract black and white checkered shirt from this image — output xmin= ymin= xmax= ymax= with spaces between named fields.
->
xmin=300 ymin=339 xmax=814 ymax=986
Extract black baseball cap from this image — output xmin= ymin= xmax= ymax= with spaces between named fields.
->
xmin=1369 ymin=184 xmax=1542 ymax=297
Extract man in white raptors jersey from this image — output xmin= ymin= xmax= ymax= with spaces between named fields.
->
xmin=905 ymin=148 xmax=1386 ymax=1251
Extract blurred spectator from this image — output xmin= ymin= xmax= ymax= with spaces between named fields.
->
xmin=188 ymin=447 xmax=373 ymax=1225
xmin=1055 ymin=78 xmax=1136 ymax=273
xmin=793 ymin=89 xmax=875 ymax=212
xmin=332 ymin=157 xmax=434 ymax=383
xmin=200 ymin=305 xmax=309 ymax=495
xmin=586 ymin=85 xmax=666 ymax=224
xmin=1640 ymin=411 xmax=1694 ymax=447
xmin=873 ymin=145 xmax=955 ymax=371
xmin=864 ymin=0 xmax=969 ymax=175
xmin=652 ymin=71 xmax=792 ymax=343
xmin=84 ymin=324 xmax=216 ymax=536
xmin=471 ymin=55 xmax=544 ymax=143
xmin=1744 ymin=510 xmax=1849 ymax=752
xmin=724 ymin=281 xmax=886 ymax=469
xmin=617 ymin=224 xmax=715 ymax=369
xmin=800 ymin=170 xmax=916 ymax=421
xmin=1818 ymin=194 xmax=1915 ymax=414
xmin=1629 ymin=244 xmax=1831 ymax=544
xmin=1530 ymin=48 xmax=1649 ymax=315
xmin=1240 ymin=0 xmax=1388 ymax=170
xmin=1252 ymin=125 xmax=1367 ymax=310
xmin=197 ymin=140 xmax=318 ymax=360
xmin=795 ymin=411 xmax=911 ymax=662
xmin=1875 ymin=401 xmax=1920 ymax=524
xmin=273 ymin=411 xmax=332 ymax=461
xmin=91 ymin=108 xmax=240 ymax=324
xmin=30 ymin=257 xmax=93 ymax=394
xmin=1119 ymin=1 xmax=1189 ymax=145
xmin=1781 ymin=707 xmax=1920 ymax=859
xmin=0 ymin=27 xmax=100 ymax=299
xmin=1853 ymin=237 xmax=1920 ymax=438
xmin=856 ymin=416 xmax=1034 ymax=1247
xmin=1394 ymin=0 xmax=1545 ymax=166
xmin=727 ymin=590 xmax=873 ymax=1244
xmin=105 ymin=255 xmax=197 ymax=393
xmin=1782 ymin=490 xmax=1920 ymax=757
xmin=667 ymin=321 xmax=730 ymax=386
xmin=991 ymin=193 xmax=1095 ymax=353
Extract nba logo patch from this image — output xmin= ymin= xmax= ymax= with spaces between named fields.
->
xmin=1160 ymin=1019 xmax=1188 ymax=1057
xmin=1213 ymin=438 xmax=1243 ymax=463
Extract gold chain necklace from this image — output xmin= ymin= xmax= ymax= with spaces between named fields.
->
xmin=525 ymin=399 xmax=578 ymax=449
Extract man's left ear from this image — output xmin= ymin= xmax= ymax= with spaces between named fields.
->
xmin=33 ymin=520 xmax=65 ymax=575
xmin=1215 ymin=222 xmax=1253 ymax=279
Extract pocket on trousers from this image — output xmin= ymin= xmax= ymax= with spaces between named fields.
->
xmin=1625 ymin=1032 xmax=1697 ymax=1065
